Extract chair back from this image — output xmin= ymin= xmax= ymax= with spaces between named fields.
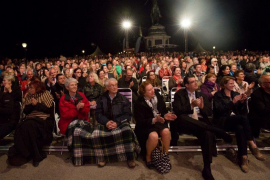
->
xmin=162 ymin=76 xmax=171 ymax=94
xmin=154 ymin=87 xmax=162 ymax=95
xmin=142 ymin=76 xmax=147 ymax=83
xmin=171 ymin=87 xmax=186 ymax=110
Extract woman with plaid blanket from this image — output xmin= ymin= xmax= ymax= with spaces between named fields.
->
xmin=67 ymin=78 xmax=140 ymax=167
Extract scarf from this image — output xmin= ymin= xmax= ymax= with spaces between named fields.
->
xmin=204 ymin=81 xmax=215 ymax=90
xmin=173 ymin=75 xmax=182 ymax=87
xmin=144 ymin=95 xmax=159 ymax=117
xmin=24 ymin=90 xmax=54 ymax=108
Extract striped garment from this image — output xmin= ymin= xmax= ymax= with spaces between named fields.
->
xmin=67 ymin=119 xmax=141 ymax=166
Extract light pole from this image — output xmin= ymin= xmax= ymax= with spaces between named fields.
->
xmin=122 ymin=20 xmax=131 ymax=50
xmin=181 ymin=19 xmax=191 ymax=53
xmin=22 ymin=43 xmax=27 ymax=67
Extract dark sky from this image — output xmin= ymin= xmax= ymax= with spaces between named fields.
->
xmin=0 ymin=0 xmax=269 ymax=59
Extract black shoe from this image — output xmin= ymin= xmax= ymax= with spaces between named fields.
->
xmin=202 ymin=168 xmax=215 ymax=180
xmin=145 ymin=161 xmax=154 ymax=169
xmin=33 ymin=162 xmax=39 ymax=167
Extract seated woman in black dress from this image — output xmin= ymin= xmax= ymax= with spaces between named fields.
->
xmin=134 ymin=82 xmax=177 ymax=168
xmin=8 ymin=80 xmax=54 ymax=167
xmin=213 ymin=76 xmax=265 ymax=173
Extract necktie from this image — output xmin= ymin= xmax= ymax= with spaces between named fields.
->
xmin=189 ymin=93 xmax=198 ymax=120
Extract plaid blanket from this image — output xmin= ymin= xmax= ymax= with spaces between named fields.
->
xmin=67 ymin=119 xmax=141 ymax=166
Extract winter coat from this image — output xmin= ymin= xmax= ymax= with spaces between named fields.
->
xmin=58 ymin=92 xmax=90 ymax=134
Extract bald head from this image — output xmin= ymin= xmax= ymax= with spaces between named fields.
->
xmin=259 ymin=75 xmax=270 ymax=92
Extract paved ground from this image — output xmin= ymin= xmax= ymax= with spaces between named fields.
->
xmin=1 ymin=134 xmax=270 ymax=180
xmin=0 ymin=150 xmax=269 ymax=180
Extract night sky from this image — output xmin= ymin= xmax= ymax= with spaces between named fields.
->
xmin=0 ymin=0 xmax=269 ymax=59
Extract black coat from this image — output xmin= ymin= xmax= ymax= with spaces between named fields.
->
xmin=134 ymin=92 xmax=168 ymax=155
xmin=96 ymin=91 xmax=131 ymax=127
xmin=213 ymin=90 xmax=247 ymax=128
xmin=172 ymin=89 xmax=212 ymax=119
xmin=0 ymin=91 xmax=14 ymax=124
xmin=248 ymin=87 xmax=270 ymax=137
xmin=83 ymin=82 xmax=104 ymax=102
xmin=51 ymin=82 xmax=68 ymax=114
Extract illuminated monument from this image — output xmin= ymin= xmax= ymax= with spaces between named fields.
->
xmin=144 ymin=0 xmax=172 ymax=51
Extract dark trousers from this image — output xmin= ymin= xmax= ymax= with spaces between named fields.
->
xmin=0 ymin=123 xmax=17 ymax=139
xmin=171 ymin=115 xmax=217 ymax=165
xmin=224 ymin=115 xmax=253 ymax=156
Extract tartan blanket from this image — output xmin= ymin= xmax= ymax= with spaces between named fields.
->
xmin=67 ymin=119 xmax=141 ymax=166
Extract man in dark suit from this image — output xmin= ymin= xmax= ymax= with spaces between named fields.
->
xmin=249 ymin=75 xmax=270 ymax=137
xmin=171 ymin=75 xmax=232 ymax=180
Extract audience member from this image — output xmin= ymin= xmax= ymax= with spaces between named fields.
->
xmin=213 ymin=76 xmax=265 ymax=173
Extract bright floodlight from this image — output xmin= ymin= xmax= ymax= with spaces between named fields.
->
xmin=213 ymin=46 xmax=216 ymax=50
xmin=82 ymin=50 xmax=85 ymax=54
xmin=22 ymin=43 xmax=27 ymax=48
xmin=122 ymin=21 xmax=131 ymax=29
xmin=181 ymin=19 xmax=191 ymax=28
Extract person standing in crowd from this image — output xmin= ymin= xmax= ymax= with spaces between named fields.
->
xmin=8 ymin=81 xmax=54 ymax=167
xmin=172 ymin=75 xmax=233 ymax=180
xmin=213 ymin=76 xmax=265 ymax=173
xmin=58 ymin=78 xmax=90 ymax=135
xmin=249 ymin=75 xmax=270 ymax=138
xmin=201 ymin=59 xmax=207 ymax=72
xmin=134 ymin=82 xmax=177 ymax=168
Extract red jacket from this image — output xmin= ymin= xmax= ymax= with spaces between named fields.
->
xmin=58 ymin=92 xmax=90 ymax=134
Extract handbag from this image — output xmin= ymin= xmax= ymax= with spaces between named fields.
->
xmin=151 ymin=139 xmax=171 ymax=174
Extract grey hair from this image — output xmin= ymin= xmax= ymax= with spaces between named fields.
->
xmin=64 ymin=78 xmax=78 ymax=88
xmin=104 ymin=78 xmax=118 ymax=87
xmin=211 ymin=58 xmax=217 ymax=63
xmin=4 ymin=75 xmax=15 ymax=82
xmin=26 ymin=69 xmax=33 ymax=74
xmin=245 ymin=63 xmax=255 ymax=73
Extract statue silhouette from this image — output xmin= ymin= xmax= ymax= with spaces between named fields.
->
xmin=151 ymin=0 xmax=162 ymax=25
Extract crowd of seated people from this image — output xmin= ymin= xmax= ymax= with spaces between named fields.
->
xmin=0 ymin=51 xmax=270 ymax=180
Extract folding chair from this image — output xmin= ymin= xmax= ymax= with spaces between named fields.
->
xmin=170 ymin=87 xmax=185 ymax=111
xmin=154 ymin=87 xmax=162 ymax=95
xmin=118 ymin=88 xmax=132 ymax=106
xmin=162 ymin=76 xmax=171 ymax=94
xmin=118 ymin=88 xmax=134 ymax=125
xmin=142 ymin=76 xmax=147 ymax=83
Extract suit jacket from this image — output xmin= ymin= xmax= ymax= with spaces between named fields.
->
xmin=134 ymin=92 xmax=168 ymax=155
xmin=172 ymin=89 xmax=212 ymax=120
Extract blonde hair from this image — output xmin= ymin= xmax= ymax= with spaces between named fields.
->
xmin=87 ymin=73 xmax=99 ymax=83
xmin=4 ymin=75 xmax=15 ymax=82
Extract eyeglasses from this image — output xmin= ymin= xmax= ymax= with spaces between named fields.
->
xmin=263 ymin=82 xmax=270 ymax=84
xmin=76 ymin=72 xmax=82 ymax=73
